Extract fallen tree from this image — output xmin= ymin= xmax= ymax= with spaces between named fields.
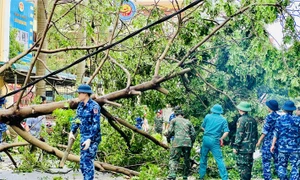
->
xmin=0 ymin=0 xmax=291 ymax=177
xmin=0 ymin=71 xmax=188 ymax=176
xmin=10 ymin=126 xmax=139 ymax=176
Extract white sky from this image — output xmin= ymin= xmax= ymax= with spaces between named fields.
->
xmin=266 ymin=1 xmax=300 ymax=48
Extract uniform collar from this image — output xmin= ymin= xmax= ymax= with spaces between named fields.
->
xmin=240 ymin=113 xmax=248 ymax=117
xmin=80 ymin=98 xmax=92 ymax=107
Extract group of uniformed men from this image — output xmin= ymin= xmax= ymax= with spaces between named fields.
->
xmin=163 ymin=100 xmax=300 ymax=180
xmin=1 ymin=84 xmax=299 ymax=180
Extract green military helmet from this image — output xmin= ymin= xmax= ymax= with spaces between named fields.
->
xmin=237 ymin=101 xmax=252 ymax=112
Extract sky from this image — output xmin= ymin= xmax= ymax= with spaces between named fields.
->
xmin=266 ymin=1 xmax=300 ymax=48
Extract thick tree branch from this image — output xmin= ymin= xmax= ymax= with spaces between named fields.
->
xmin=10 ymin=125 xmax=139 ymax=176
xmin=1 ymin=0 xmax=203 ymax=99
xmin=156 ymin=87 xmax=169 ymax=95
xmin=32 ymin=43 xmax=106 ymax=54
xmin=154 ymin=17 xmax=181 ymax=77
xmin=0 ymin=142 xmax=30 ymax=152
xmin=109 ymin=56 xmax=131 ymax=89
xmin=4 ymin=150 xmax=18 ymax=168
xmin=103 ymin=99 xmax=122 ymax=107
xmin=0 ymin=68 xmax=191 ymax=124
xmin=0 ymin=38 xmax=41 ymax=74
xmin=181 ymin=75 xmax=208 ymax=108
xmin=101 ymin=108 xmax=169 ymax=150
xmin=103 ymin=110 xmax=131 ymax=149
xmin=195 ymin=71 xmax=236 ymax=107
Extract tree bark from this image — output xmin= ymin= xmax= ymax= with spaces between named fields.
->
xmin=76 ymin=0 xmax=87 ymax=84
xmin=36 ymin=0 xmax=48 ymax=96
xmin=0 ymin=142 xmax=29 ymax=152
xmin=10 ymin=125 xmax=139 ymax=176
xmin=102 ymin=108 xmax=169 ymax=149
xmin=0 ymin=69 xmax=190 ymax=124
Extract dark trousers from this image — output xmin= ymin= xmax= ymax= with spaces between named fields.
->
xmin=236 ymin=153 xmax=254 ymax=180
xmin=168 ymin=146 xmax=191 ymax=179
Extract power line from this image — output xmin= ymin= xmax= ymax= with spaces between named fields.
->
xmin=0 ymin=0 xmax=204 ymax=99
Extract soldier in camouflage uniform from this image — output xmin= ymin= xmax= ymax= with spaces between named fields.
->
xmin=154 ymin=110 xmax=163 ymax=134
xmin=256 ymin=100 xmax=280 ymax=180
xmin=164 ymin=109 xmax=196 ymax=180
xmin=271 ymin=100 xmax=300 ymax=180
xmin=69 ymin=84 xmax=101 ymax=180
xmin=233 ymin=101 xmax=258 ymax=180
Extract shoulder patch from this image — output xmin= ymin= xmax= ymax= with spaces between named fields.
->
xmin=93 ymin=107 xmax=99 ymax=114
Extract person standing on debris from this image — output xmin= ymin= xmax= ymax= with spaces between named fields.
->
xmin=0 ymin=98 xmax=9 ymax=162
xmin=199 ymin=104 xmax=229 ymax=180
xmin=271 ymin=100 xmax=300 ymax=180
xmin=164 ymin=109 xmax=196 ymax=180
xmin=233 ymin=101 xmax=258 ymax=180
xmin=69 ymin=84 xmax=101 ymax=180
xmin=154 ymin=110 xmax=163 ymax=134
xmin=256 ymin=100 xmax=280 ymax=180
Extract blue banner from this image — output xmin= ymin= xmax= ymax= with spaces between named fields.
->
xmin=10 ymin=0 xmax=34 ymax=63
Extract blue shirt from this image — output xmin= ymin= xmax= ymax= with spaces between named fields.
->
xmin=274 ymin=113 xmax=300 ymax=153
xmin=26 ymin=116 xmax=45 ymax=137
xmin=135 ymin=117 xmax=143 ymax=130
xmin=201 ymin=113 xmax=230 ymax=140
xmin=261 ymin=111 xmax=280 ymax=150
xmin=0 ymin=123 xmax=7 ymax=133
xmin=169 ymin=113 xmax=176 ymax=123
xmin=71 ymin=99 xmax=101 ymax=143
xmin=0 ymin=107 xmax=7 ymax=133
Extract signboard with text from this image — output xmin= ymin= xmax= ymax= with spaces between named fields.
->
xmin=10 ymin=0 xmax=34 ymax=62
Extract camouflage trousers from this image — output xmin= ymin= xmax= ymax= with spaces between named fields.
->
xmin=168 ymin=146 xmax=191 ymax=179
xmin=277 ymin=152 xmax=299 ymax=180
xmin=80 ymin=140 xmax=100 ymax=180
xmin=262 ymin=148 xmax=278 ymax=180
xmin=154 ymin=127 xmax=163 ymax=134
xmin=236 ymin=153 xmax=253 ymax=180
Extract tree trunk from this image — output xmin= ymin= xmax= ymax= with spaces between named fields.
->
xmin=0 ymin=69 xmax=190 ymax=124
xmin=36 ymin=0 xmax=48 ymax=96
xmin=11 ymin=125 xmax=139 ymax=176
xmin=76 ymin=0 xmax=87 ymax=84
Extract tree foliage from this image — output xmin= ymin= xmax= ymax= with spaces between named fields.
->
xmin=1 ymin=0 xmax=299 ymax=178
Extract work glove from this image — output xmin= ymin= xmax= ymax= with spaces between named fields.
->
xmin=68 ymin=132 xmax=75 ymax=141
xmin=82 ymin=139 xmax=91 ymax=150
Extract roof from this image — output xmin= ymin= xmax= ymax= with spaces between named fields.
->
xmin=0 ymin=62 xmax=90 ymax=86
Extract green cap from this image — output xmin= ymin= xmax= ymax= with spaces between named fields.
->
xmin=237 ymin=101 xmax=251 ymax=112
